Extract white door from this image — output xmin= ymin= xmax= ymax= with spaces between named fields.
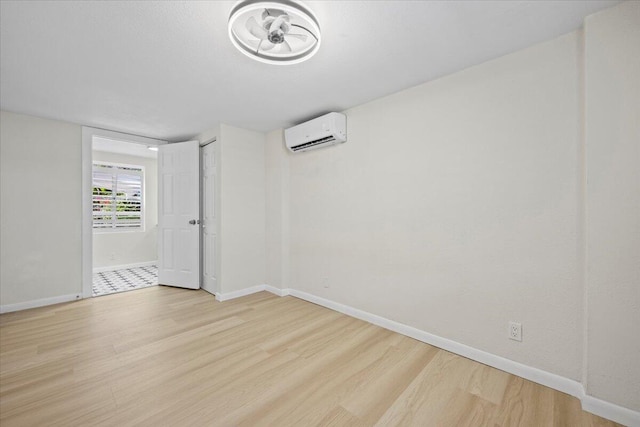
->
xmin=200 ymin=142 xmax=217 ymax=294
xmin=158 ymin=140 xmax=200 ymax=289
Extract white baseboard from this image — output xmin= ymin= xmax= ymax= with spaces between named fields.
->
xmin=215 ymin=284 xmax=290 ymax=302
xmin=582 ymin=395 xmax=640 ymax=427
xmin=213 ymin=283 xmax=640 ymax=426
xmin=264 ymin=285 xmax=290 ymax=297
xmin=215 ymin=285 xmax=269 ymax=302
xmin=93 ymin=260 xmax=157 ymax=273
xmin=0 ymin=293 xmax=82 ymax=314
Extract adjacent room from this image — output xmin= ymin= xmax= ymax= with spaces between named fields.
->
xmin=91 ymin=136 xmax=159 ymax=297
xmin=1 ymin=1 xmax=638 ymax=426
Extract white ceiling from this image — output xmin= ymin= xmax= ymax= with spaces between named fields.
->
xmin=0 ymin=0 xmax=620 ymax=141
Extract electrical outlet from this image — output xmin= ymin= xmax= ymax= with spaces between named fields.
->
xmin=322 ymin=277 xmax=329 ymax=289
xmin=509 ymin=321 xmax=522 ymax=341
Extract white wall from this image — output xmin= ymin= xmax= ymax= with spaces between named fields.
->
xmin=584 ymin=1 xmax=640 ymax=411
xmin=283 ymin=31 xmax=583 ymax=381
xmin=264 ymin=4 xmax=640 ymax=414
xmin=0 ymin=110 xmax=82 ymax=305
xmin=92 ymin=150 xmax=158 ymax=269
xmin=218 ymin=124 xmax=266 ymax=293
xmin=265 ymin=129 xmax=290 ymax=289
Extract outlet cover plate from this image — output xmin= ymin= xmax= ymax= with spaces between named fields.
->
xmin=509 ymin=321 xmax=522 ymax=342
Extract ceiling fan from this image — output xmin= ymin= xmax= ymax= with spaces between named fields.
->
xmin=246 ymin=9 xmax=309 ymax=54
xmin=228 ymin=1 xmax=321 ymax=65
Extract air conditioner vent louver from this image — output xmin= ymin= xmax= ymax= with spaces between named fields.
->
xmin=285 ymin=112 xmax=347 ymax=153
xmin=291 ymin=135 xmax=336 ymax=151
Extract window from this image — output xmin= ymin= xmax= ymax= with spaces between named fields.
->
xmin=92 ymin=162 xmax=144 ymax=231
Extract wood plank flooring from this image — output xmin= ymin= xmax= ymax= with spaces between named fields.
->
xmin=0 ymin=286 xmax=622 ymax=426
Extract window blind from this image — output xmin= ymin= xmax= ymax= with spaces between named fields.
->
xmin=92 ymin=162 xmax=143 ymax=230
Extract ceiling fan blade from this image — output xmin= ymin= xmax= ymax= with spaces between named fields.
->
xmin=269 ymin=15 xmax=287 ymax=33
xmin=280 ymin=40 xmax=292 ymax=53
xmin=247 ymin=16 xmax=268 ymax=40
xmin=264 ymin=8 xmax=286 ymax=17
xmin=285 ymin=33 xmax=308 ymax=42
xmin=259 ymin=40 xmax=276 ymax=51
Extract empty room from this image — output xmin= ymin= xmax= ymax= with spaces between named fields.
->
xmin=0 ymin=1 xmax=638 ymax=426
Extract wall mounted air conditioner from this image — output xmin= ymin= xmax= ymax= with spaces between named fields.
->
xmin=285 ymin=112 xmax=347 ymax=153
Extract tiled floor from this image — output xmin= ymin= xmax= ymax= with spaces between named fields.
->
xmin=92 ymin=265 xmax=158 ymax=297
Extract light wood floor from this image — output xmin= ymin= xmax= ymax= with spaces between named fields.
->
xmin=0 ymin=286 xmax=621 ymax=427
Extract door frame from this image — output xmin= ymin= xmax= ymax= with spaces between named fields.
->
xmin=81 ymin=127 xmax=167 ymax=298
xmin=199 ymin=138 xmax=217 ymax=294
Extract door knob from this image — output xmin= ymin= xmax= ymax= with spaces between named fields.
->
xmin=189 ymin=219 xmax=197 ymax=225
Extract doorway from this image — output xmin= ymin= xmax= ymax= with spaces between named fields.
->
xmin=81 ymin=127 xmax=167 ymax=298
xmin=91 ymin=136 xmax=159 ymax=296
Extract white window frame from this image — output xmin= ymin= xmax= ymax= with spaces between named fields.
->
xmin=92 ymin=160 xmax=145 ymax=233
